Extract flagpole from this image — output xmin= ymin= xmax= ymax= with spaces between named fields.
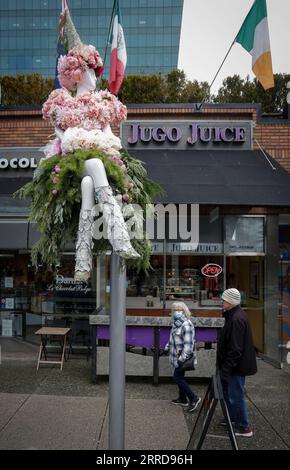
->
xmin=206 ymin=38 xmax=236 ymax=101
xmin=205 ymin=0 xmax=255 ymax=102
xmin=103 ymin=0 xmax=117 ymax=71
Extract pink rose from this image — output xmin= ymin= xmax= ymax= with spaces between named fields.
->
xmin=53 ymin=177 xmax=59 ymax=184
xmin=52 ymin=189 xmax=59 ymax=196
xmin=122 ymin=194 xmax=129 ymax=202
xmin=55 ymin=139 xmax=62 ymax=155
xmin=54 ymin=165 xmax=61 ymax=174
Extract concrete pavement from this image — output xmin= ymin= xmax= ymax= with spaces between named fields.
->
xmin=0 ymin=337 xmax=289 ymax=450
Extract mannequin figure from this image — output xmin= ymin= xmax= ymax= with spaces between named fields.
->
xmin=76 ymin=68 xmax=96 ymax=97
xmin=55 ymin=68 xmax=139 ymax=282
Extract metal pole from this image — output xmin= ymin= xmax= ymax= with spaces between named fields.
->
xmin=206 ymin=38 xmax=236 ymax=100
xmin=109 ymin=253 xmax=126 ymax=450
xmin=153 ymin=326 xmax=160 ymax=385
xmin=278 ymin=255 xmax=284 ymax=367
xmin=103 ymin=0 xmax=117 ymax=70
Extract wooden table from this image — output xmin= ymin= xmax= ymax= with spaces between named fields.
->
xmin=35 ymin=327 xmax=71 ymax=370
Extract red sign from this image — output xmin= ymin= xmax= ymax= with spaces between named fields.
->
xmin=201 ymin=263 xmax=223 ymax=278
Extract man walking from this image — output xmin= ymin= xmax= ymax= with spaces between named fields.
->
xmin=217 ymin=288 xmax=257 ymax=437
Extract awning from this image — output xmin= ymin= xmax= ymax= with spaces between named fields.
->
xmin=129 ymin=149 xmax=290 ymax=206
xmin=0 ymin=177 xmax=32 ymax=195
xmin=0 ymin=219 xmax=28 ymax=249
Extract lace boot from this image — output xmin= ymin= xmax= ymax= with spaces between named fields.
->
xmin=74 ymin=209 xmax=94 ymax=282
xmin=95 ymin=186 xmax=140 ymax=259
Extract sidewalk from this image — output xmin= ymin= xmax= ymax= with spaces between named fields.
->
xmin=0 ymin=338 xmax=289 ymax=450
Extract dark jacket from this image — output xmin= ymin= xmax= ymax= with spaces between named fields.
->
xmin=216 ymin=305 xmax=257 ymax=382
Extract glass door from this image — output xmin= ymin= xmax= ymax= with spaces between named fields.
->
xmin=226 ymin=256 xmax=264 ymax=352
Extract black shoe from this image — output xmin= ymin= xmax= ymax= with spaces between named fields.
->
xmin=220 ymin=419 xmax=235 ymax=427
xmin=171 ymin=398 xmax=188 ymax=407
xmin=187 ymin=397 xmax=201 ymax=412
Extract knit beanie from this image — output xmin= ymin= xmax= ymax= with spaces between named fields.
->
xmin=221 ymin=288 xmax=241 ymax=306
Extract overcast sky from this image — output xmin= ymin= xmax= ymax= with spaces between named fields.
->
xmin=178 ymin=0 xmax=290 ymax=93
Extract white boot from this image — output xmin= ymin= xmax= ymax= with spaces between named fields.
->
xmin=74 ymin=209 xmax=94 ymax=282
xmin=95 ymin=186 xmax=140 ymax=259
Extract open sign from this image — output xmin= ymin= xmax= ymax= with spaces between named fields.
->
xmin=201 ymin=264 xmax=223 ymax=278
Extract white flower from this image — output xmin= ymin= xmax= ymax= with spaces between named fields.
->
xmin=61 ymin=127 xmax=122 ymax=160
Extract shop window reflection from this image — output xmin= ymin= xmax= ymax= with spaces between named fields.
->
xmin=127 ymin=255 xmax=163 ymax=298
xmin=126 ymin=254 xmax=224 ymax=310
xmin=0 ymin=252 xmax=98 ymax=339
xmin=166 ymin=255 xmax=224 ymax=309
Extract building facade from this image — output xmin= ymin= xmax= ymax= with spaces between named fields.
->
xmin=0 ymin=101 xmax=290 ymax=369
xmin=0 ymin=0 xmax=184 ymax=77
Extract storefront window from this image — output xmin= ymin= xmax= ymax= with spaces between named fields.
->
xmin=0 ymin=253 xmax=30 ymax=310
xmin=279 ymin=225 xmax=290 ymax=358
xmin=126 ymin=255 xmax=164 ymax=309
xmin=0 ymin=251 xmax=97 ymax=338
xmin=165 ymin=255 xmax=224 ymax=309
xmin=0 ymin=252 xmax=35 ymax=336
xmin=40 ymin=255 xmax=96 ymax=316
xmin=224 ymin=216 xmax=264 ymax=254
xmin=126 ymin=252 xmax=224 ymax=311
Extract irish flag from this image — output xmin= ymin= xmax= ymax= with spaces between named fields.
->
xmin=236 ymin=0 xmax=274 ymax=90
xmin=109 ymin=0 xmax=127 ymax=95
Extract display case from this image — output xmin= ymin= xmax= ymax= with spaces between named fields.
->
xmin=165 ymin=268 xmax=200 ymax=305
xmin=126 ymin=254 xmax=224 ymax=311
xmin=165 ymin=256 xmax=223 ymax=310
xmin=41 ymin=296 xmax=96 ymax=316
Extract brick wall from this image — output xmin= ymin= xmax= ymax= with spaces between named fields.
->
xmin=1 ymin=104 xmax=290 ymax=172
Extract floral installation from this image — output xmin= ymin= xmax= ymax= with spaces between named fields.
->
xmin=16 ymin=149 xmax=163 ymax=271
xmin=61 ymin=127 xmax=126 ymax=170
xmin=42 ymin=89 xmax=127 ymax=131
xmin=57 ymin=44 xmax=104 ymax=91
xmin=15 ymin=35 xmax=164 ymax=273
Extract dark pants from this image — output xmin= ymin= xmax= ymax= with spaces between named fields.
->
xmin=173 ymin=366 xmax=196 ymax=402
xmin=222 ymin=375 xmax=249 ymax=430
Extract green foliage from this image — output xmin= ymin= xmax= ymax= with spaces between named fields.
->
xmin=118 ymin=74 xmax=165 ymax=103
xmin=0 ymin=73 xmax=54 ymax=105
xmin=121 ymin=149 xmax=165 ymax=209
xmin=180 ymin=80 xmax=210 ymax=103
xmin=214 ymin=73 xmax=290 ymax=113
xmin=15 ymin=149 xmax=164 ymax=272
xmin=117 ymin=69 xmax=209 ymax=104
xmin=214 ymin=75 xmax=254 ymax=103
xmin=1 ymin=71 xmax=288 ymax=113
xmin=164 ymin=69 xmax=187 ymax=102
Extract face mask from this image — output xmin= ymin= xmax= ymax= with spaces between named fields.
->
xmin=172 ymin=310 xmax=183 ymax=321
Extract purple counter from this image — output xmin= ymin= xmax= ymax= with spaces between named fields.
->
xmin=89 ymin=315 xmax=224 ymax=384
xmin=96 ymin=325 xmax=218 ymax=348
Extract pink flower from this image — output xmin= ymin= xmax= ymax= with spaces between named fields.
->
xmin=57 ymin=44 xmax=104 ymax=91
xmin=54 ymin=165 xmax=61 ymax=174
xmin=52 ymin=189 xmax=59 ymax=196
xmin=55 ymin=139 xmax=62 ymax=155
xmin=122 ymin=194 xmax=129 ymax=202
xmin=52 ymin=177 xmax=59 ymax=184
xmin=42 ymin=89 xmax=127 ymax=131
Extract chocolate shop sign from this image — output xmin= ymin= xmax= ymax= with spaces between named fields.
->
xmin=0 ymin=148 xmax=43 ymax=175
xmin=121 ymin=120 xmax=252 ymax=151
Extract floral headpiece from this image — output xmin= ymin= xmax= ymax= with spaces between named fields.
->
xmin=57 ymin=44 xmax=104 ymax=91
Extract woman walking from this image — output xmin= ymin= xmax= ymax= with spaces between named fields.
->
xmin=165 ymin=301 xmax=201 ymax=412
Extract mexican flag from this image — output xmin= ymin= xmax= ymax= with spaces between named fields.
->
xmin=109 ymin=0 xmax=127 ymax=95
xmin=236 ymin=0 xmax=274 ymax=90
